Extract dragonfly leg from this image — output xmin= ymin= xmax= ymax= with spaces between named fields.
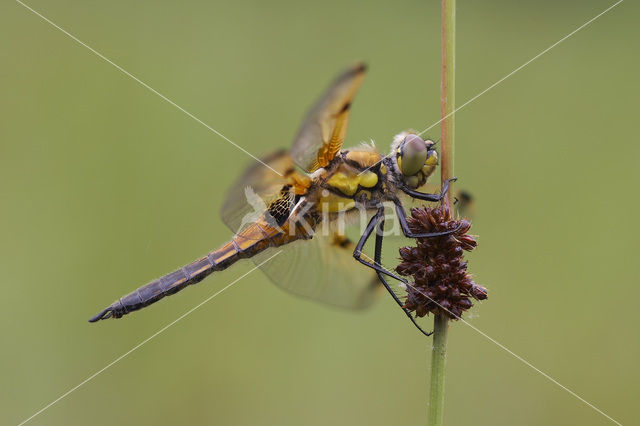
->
xmin=399 ymin=177 xmax=457 ymax=201
xmin=353 ymin=207 xmax=405 ymax=282
xmin=373 ymin=216 xmax=433 ymax=337
xmin=352 ymin=207 xmax=433 ymax=337
xmin=394 ymin=200 xmax=462 ymax=238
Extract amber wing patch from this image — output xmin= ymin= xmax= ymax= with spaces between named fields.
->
xmin=290 ymin=63 xmax=366 ymax=172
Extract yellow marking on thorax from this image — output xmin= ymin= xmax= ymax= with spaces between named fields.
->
xmin=321 ymin=168 xmax=378 ymax=213
xmin=355 ymin=188 xmax=373 ymax=201
xmin=315 ymin=152 xmax=382 ymax=214
xmin=327 ymin=170 xmax=378 ymax=196
xmin=319 ymin=191 xmax=356 ymax=213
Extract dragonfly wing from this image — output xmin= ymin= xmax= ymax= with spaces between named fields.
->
xmin=221 ymin=153 xmax=379 ymax=309
xmin=250 ymin=228 xmax=381 ymax=309
xmin=220 ymin=63 xmax=377 ymax=308
xmin=290 ymin=63 xmax=366 ymax=172
xmin=220 ymin=150 xmax=306 ymax=234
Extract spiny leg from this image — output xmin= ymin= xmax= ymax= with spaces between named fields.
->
xmin=353 ymin=179 xmax=458 ymax=335
xmin=353 ymin=207 xmax=406 ymax=282
xmin=352 ymin=207 xmax=432 ymax=337
xmin=394 ymin=200 xmax=462 ymax=239
xmin=399 ymin=177 xmax=456 ymax=201
xmin=373 ymin=216 xmax=433 ymax=337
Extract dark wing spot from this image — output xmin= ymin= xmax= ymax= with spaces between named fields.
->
xmin=353 ymin=62 xmax=367 ymax=74
xmin=267 ymin=188 xmax=295 ymax=226
xmin=331 ymin=234 xmax=352 ymax=249
xmin=459 ymin=190 xmax=473 ymax=203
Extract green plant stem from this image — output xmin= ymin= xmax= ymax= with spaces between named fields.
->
xmin=440 ymin=0 xmax=456 ymax=210
xmin=428 ymin=1 xmax=455 ymax=425
xmin=428 ymin=313 xmax=449 ymax=425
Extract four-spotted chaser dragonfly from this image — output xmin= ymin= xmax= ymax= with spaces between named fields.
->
xmin=90 ymin=63 xmax=457 ymax=336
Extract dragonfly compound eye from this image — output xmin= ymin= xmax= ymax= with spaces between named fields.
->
xmin=399 ymin=134 xmax=429 ymax=176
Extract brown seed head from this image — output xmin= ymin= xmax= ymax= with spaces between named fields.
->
xmin=396 ymin=205 xmax=487 ymax=320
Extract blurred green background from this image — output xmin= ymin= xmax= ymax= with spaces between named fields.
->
xmin=1 ymin=0 xmax=638 ymax=425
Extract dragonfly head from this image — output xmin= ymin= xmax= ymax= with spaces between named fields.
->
xmin=393 ymin=133 xmax=438 ymax=188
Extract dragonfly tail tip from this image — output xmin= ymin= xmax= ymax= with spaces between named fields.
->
xmin=88 ymin=307 xmax=113 ymax=323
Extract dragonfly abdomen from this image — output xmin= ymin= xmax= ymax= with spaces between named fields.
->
xmin=89 ymin=221 xmax=289 ymax=322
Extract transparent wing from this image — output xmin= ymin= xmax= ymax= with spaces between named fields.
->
xmin=220 ymin=152 xmax=381 ymax=309
xmin=290 ymin=63 xmax=366 ymax=172
xmin=250 ymin=228 xmax=381 ymax=309
xmin=220 ymin=150 xmax=302 ymax=234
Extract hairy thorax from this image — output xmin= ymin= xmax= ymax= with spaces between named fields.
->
xmin=303 ymin=149 xmax=394 ymax=216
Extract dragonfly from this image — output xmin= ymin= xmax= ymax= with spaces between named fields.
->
xmin=89 ymin=63 xmax=458 ymax=336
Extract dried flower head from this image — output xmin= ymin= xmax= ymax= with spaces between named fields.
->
xmin=396 ymin=206 xmax=487 ymax=320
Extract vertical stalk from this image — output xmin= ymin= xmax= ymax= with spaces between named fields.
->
xmin=440 ymin=0 xmax=456 ymax=210
xmin=428 ymin=313 xmax=449 ymax=425
xmin=428 ymin=0 xmax=455 ymax=425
